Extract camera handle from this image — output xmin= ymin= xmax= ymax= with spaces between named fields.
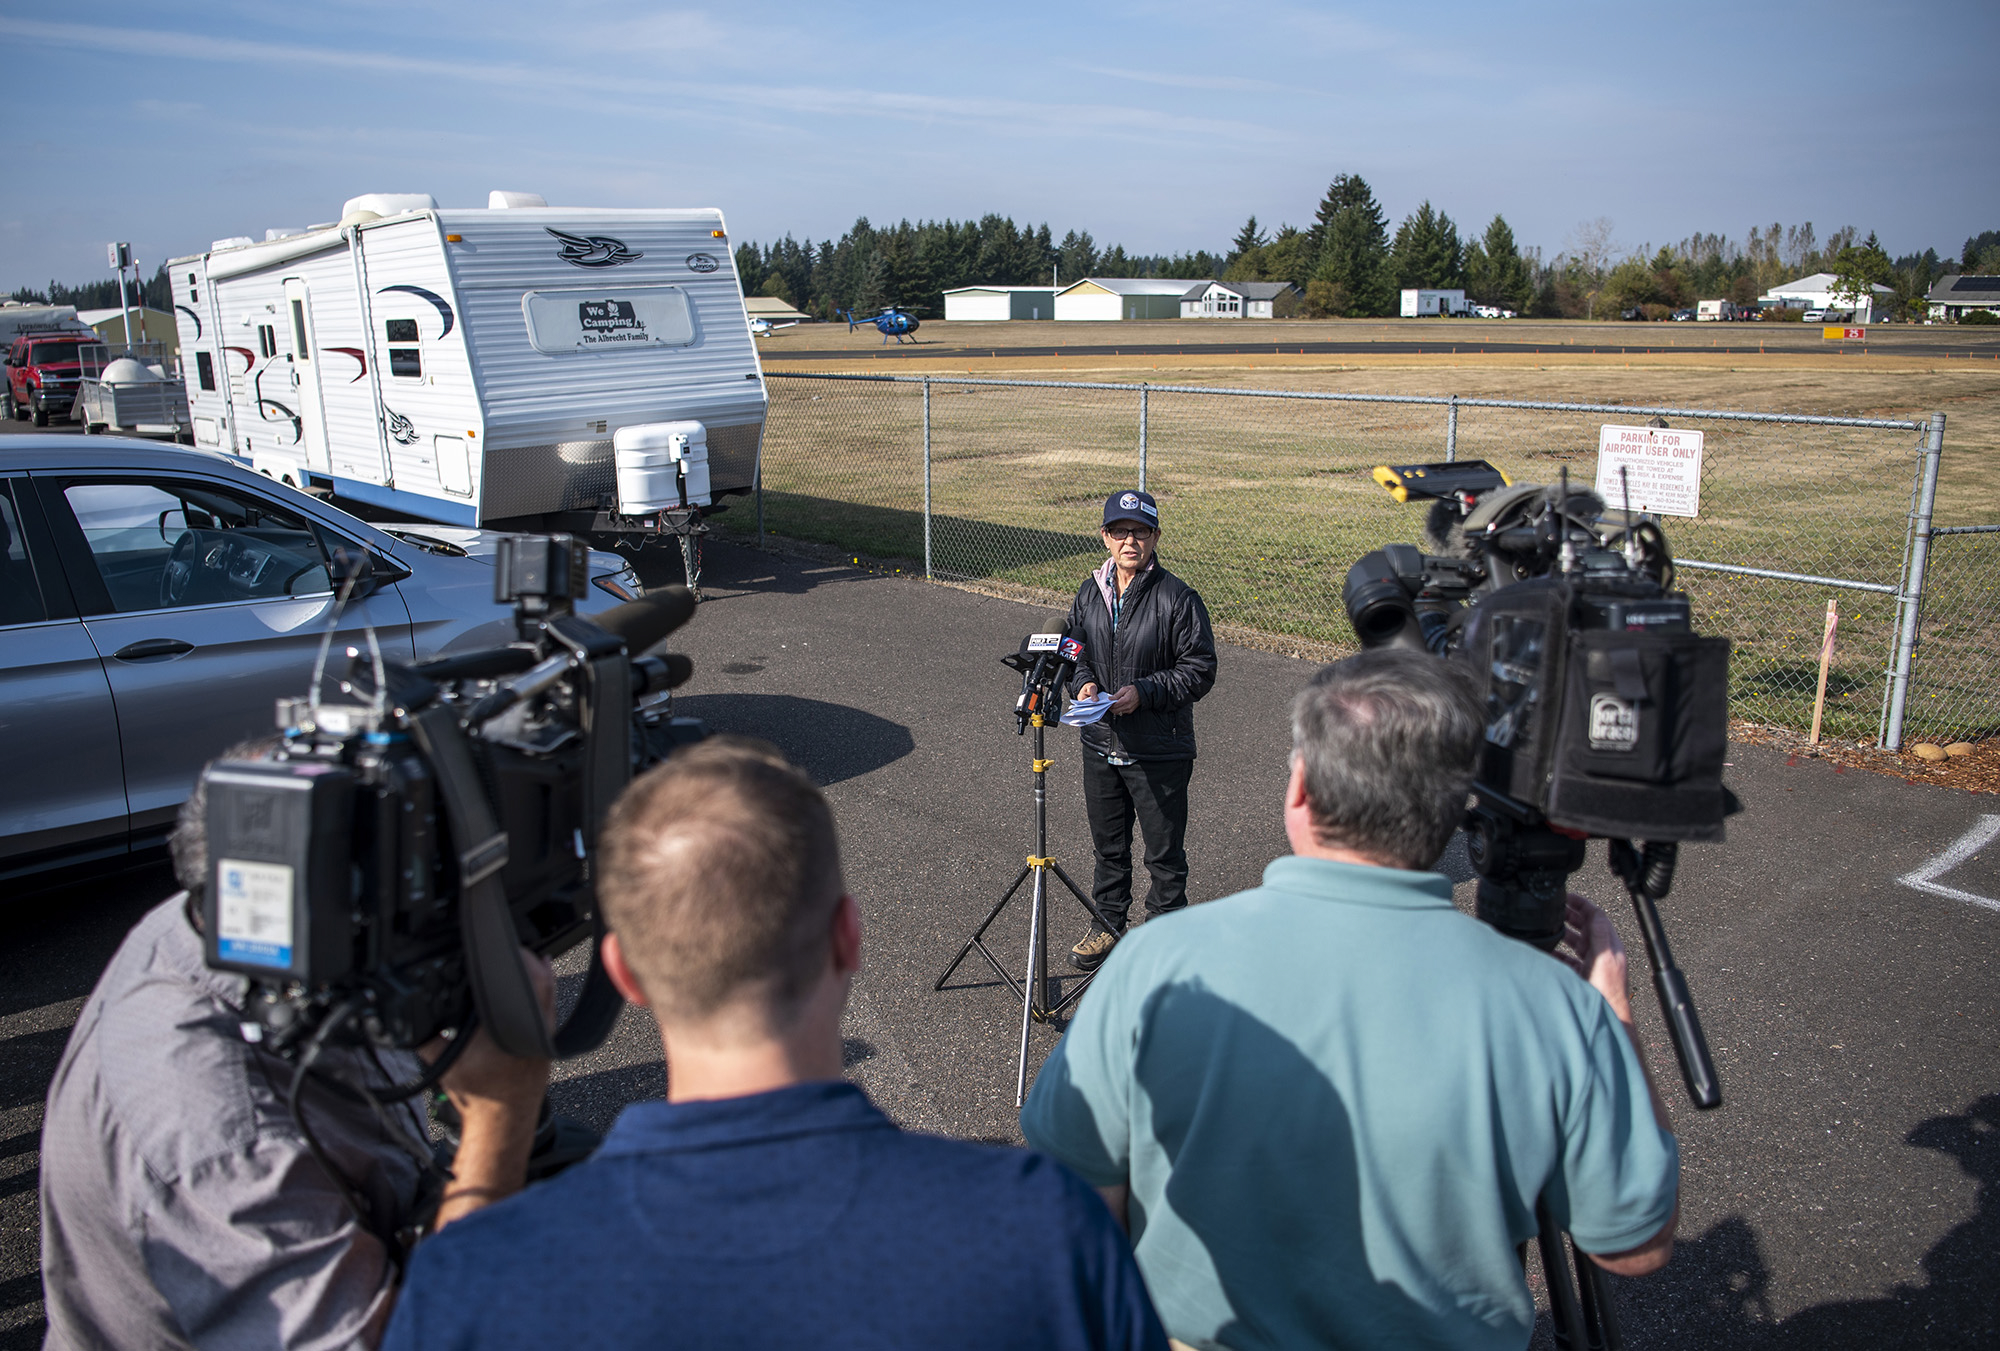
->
xmin=1608 ymin=840 xmax=1721 ymax=1110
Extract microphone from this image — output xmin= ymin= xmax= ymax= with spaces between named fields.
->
xmin=592 ymin=587 xmax=697 ymax=653
xmin=1056 ymin=636 xmax=1084 ymax=684
xmin=633 ymin=652 xmax=694 ymax=695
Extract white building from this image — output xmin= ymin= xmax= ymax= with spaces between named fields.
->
xmin=1757 ymin=272 xmax=1894 ymax=323
xmin=1180 ymin=280 xmax=1297 ymax=319
xmin=942 ymin=286 xmax=1059 ymax=321
xmin=1400 ymin=288 xmax=1469 ymax=317
xmin=1054 ymin=277 xmax=1205 ymax=321
xmin=745 ymin=296 xmax=810 ymax=323
xmin=1924 ymin=275 xmax=2000 ymax=322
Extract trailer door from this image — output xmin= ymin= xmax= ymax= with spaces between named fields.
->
xmin=283 ymin=278 xmax=332 ymax=475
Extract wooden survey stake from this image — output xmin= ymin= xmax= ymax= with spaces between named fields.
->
xmin=1809 ymin=599 xmax=1840 ymax=745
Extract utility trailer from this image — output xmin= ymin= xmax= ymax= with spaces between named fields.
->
xmin=169 ymin=192 xmax=766 ymax=590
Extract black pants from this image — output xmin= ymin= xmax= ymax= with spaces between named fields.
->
xmin=1081 ymin=753 xmax=1193 ymax=930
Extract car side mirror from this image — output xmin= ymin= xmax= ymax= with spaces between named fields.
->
xmin=328 ymin=544 xmax=410 ymax=599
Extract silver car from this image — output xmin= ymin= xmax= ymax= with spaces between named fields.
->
xmin=0 ymin=436 xmax=646 ymax=881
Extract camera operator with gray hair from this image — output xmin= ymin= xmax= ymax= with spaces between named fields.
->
xmin=1022 ymin=649 xmax=1680 ymax=1351
xmin=39 ymin=750 xmax=553 ymax=1351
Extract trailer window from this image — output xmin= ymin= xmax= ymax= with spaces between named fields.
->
xmin=195 ymin=351 xmax=216 ymax=391
xmin=384 ymin=319 xmax=419 ymax=343
xmin=290 ymin=301 xmax=310 ymax=361
xmin=389 ymin=347 xmax=422 ymax=378
xmin=257 ymin=325 xmax=278 ymax=358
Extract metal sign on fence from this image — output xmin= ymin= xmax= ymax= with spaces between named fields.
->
xmin=1594 ymin=424 xmax=1705 ymax=518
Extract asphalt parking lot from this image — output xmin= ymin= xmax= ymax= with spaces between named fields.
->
xmin=3 ymin=537 xmax=1996 ymax=1348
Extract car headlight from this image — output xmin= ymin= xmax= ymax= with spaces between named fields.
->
xmin=592 ymin=567 xmax=643 ymax=602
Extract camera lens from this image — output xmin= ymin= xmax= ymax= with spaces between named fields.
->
xmin=1342 ymin=554 xmax=1420 ymax=648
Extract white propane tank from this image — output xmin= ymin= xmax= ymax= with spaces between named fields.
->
xmin=613 ymin=421 xmax=711 ymax=514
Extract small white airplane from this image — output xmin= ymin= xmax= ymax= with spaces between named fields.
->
xmin=750 ymin=318 xmax=800 ymax=337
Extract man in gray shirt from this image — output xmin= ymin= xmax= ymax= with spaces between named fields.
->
xmin=39 ymin=765 xmax=551 ymax=1350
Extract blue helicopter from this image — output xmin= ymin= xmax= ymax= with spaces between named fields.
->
xmin=839 ymin=306 xmax=922 ymax=344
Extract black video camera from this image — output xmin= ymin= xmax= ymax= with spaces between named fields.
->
xmin=200 ymin=535 xmax=702 ymax=1063
xmin=1344 ymin=460 xmax=1734 ymax=1108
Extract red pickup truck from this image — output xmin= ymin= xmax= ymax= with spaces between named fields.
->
xmin=5 ymin=330 xmax=105 ymax=426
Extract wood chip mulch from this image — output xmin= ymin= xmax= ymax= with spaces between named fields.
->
xmin=1732 ymin=721 xmax=2000 ymax=794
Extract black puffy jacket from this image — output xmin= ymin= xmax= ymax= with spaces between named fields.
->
xmin=1064 ymin=561 xmax=1217 ymax=760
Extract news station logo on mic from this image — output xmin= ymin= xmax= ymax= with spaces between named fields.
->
xmin=1058 ymin=637 xmax=1084 ymax=664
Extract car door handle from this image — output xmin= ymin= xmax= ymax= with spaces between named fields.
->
xmin=113 ymin=638 xmax=195 ymax=661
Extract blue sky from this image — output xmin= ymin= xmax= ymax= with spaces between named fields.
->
xmin=3 ymin=1 xmax=1994 ymax=291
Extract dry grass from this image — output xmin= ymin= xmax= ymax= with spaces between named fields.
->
xmin=731 ymin=336 xmax=2000 ymax=744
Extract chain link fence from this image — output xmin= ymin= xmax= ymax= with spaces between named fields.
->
xmin=1902 ymin=525 xmax=2000 ymax=745
xmin=722 ymin=372 xmax=1971 ymax=748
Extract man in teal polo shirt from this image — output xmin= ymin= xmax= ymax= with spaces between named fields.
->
xmin=1021 ymin=649 xmax=1680 ymax=1351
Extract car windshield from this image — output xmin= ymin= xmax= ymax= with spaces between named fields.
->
xmin=28 ymin=341 xmax=90 ymax=364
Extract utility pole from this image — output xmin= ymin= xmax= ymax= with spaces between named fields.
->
xmin=108 ymin=242 xmax=135 ymax=353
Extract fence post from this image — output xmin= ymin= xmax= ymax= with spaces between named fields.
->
xmin=1882 ymin=411 xmax=1945 ymax=750
xmin=1139 ymin=382 xmax=1149 ymax=492
xmin=1446 ymin=394 xmax=1458 ymax=462
xmin=922 ymin=377 xmax=933 ymax=581
xmin=753 ymin=427 xmax=764 ymax=545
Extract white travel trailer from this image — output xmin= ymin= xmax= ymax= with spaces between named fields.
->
xmin=168 ymin=193 xmax=765 ymax=542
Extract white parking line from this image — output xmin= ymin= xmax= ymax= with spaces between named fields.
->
xmin=1898 ymin=815 xmax=2000 ymax=912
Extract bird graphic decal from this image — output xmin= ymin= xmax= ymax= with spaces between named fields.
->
xmin=383 ymin=406 xmax=417 ymax=445
xmin=546 ymin=227 xmax=643 ymax=268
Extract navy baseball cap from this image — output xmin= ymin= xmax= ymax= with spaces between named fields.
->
xmin=1103 ymin=490 xmax=1159 ymax=529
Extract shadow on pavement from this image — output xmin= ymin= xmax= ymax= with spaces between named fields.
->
xmin=1562 ymin=1092 xmax=2000 ymax=1349
xmin=672 ymin=693 xmax=915 ymax=787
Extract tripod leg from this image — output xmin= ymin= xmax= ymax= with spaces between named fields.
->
xmin=1016 ymin=867 xmax=1046 ymax=1108
xmin=1050 ymin=861 xmax=1117 ymax=933
xmin=1536 ymin=1200 xmax=1586 ymax=1351
xmin=935 ymin=866 xmax=1032 ymax=990
xmin=1575 ymin=1247 xmax=1621 ymax=1351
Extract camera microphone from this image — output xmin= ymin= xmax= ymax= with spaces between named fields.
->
xmin=594 ymin=587 xmax=698 ymax=654
xmin=633 ymin=652 xmax=694 ymax=695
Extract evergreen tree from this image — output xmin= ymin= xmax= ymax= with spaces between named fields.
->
xmin=1308 ymin=174 xmax=1381 ymax=256
xmin=1313 ymin=197 xmax=1393 ymax=316
xmin=1230 ymin=215 xmax=1268 ymax=260
xmin=1463 ymin=214 xmax=1532 ymax=312
xmin=1390 ymin=202 xmax=1464 ymax=289
xmin=1261 ymin=225 xmax=1313 ymax=288
xmin=1057 ymin=229 xmax=1099 ymax=284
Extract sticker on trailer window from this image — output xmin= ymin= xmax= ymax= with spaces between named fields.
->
xmin=215 ymin=858 xmax=296 ymax=968
xmin=521 ymin=286 xmax=696 ymax=353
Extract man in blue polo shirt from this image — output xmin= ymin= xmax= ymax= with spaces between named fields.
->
xmin=1022 ymin=650 xmax=1680 ymax=1351
xmin=385 ymin=738 xmax=1166 ymax=1351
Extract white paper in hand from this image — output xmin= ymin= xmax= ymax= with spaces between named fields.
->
xmin=1061 ymin=693 xmax=1115 ymax=727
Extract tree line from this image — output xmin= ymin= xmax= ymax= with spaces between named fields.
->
xmin=732 ymin=216 xmax=1221 ymax=322
xmin=9 ymin=264 xmax=172 ymax=312
xmin=735 ymin=178 xmax=1997 ymax=322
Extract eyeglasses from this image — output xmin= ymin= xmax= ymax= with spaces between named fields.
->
xmin=1104 ymin=525 xmax=1156 ymax=540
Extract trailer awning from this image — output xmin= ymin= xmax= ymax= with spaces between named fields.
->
xmin=207 ymin=228 xmax=349 ymax=280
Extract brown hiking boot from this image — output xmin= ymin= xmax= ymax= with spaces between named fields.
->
xmin=1069 ymin=926 xmax=1119 ymax=972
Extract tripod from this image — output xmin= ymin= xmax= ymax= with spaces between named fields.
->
xmin=1468 ymin=791 xmax=1720 ymax=1351
xmin=935 ymin=710 xmax=1115 ymax=1106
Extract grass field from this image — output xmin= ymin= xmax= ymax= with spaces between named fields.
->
xmin=723 ymin=337 xmax=1999 ymax=744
